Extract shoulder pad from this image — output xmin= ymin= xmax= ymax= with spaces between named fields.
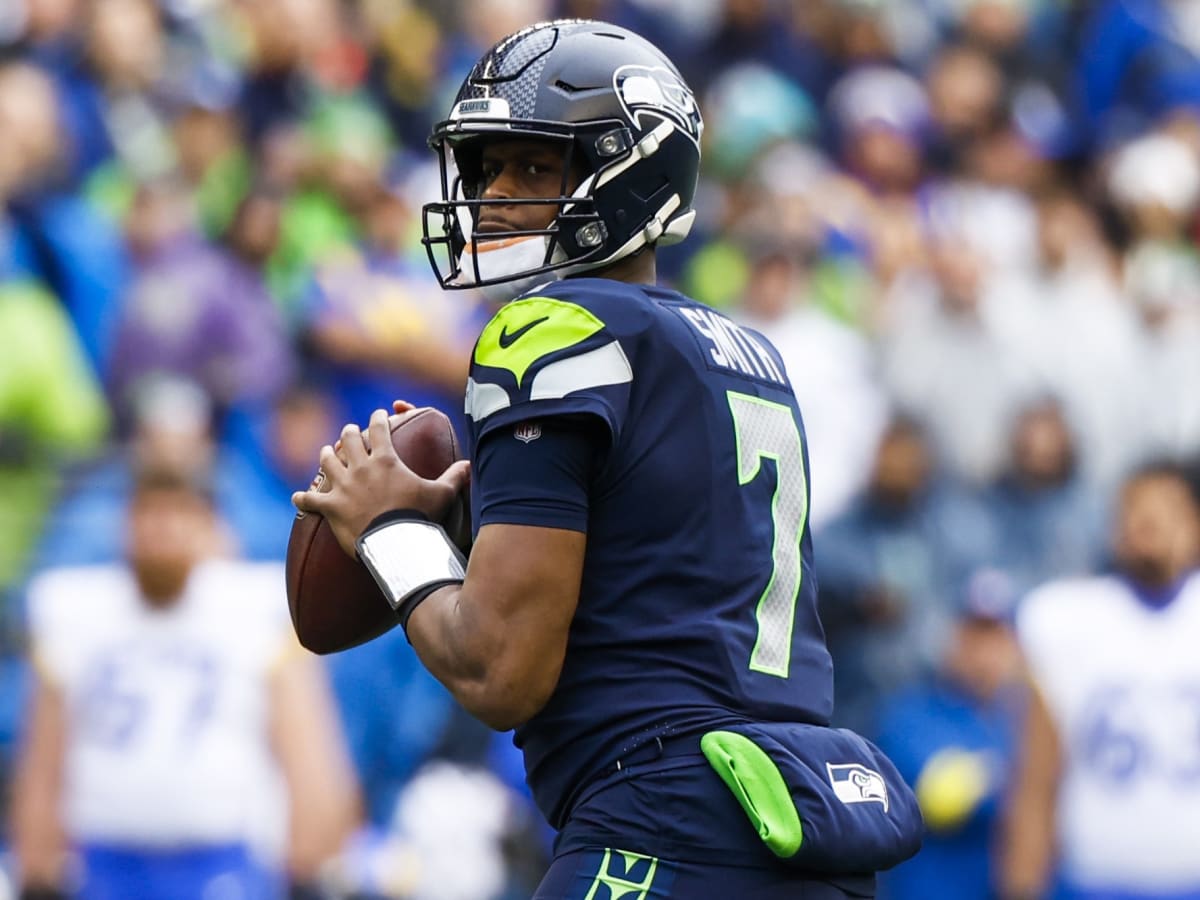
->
xmin=474 ymin=295 xmax=607 ymax=387
xmin=467 ymin=294 xmax=633 ymax=425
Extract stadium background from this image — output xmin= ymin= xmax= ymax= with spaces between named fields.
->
xmin=2 ymin=0 xmax=1200 ymax=897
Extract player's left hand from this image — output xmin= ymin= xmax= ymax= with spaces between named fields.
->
xmin=292 ymin=408 xmax=470 ymax=558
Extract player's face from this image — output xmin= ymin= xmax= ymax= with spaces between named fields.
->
xmin=1114 ymin=473 xmax=1200 ymax=589
xmin=127 ymin=487 xmax=218 ymax=605
xmin=474 ymin=138 xmax=581 ymax=236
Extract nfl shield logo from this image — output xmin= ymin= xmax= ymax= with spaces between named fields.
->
xmin=513 ymin=421 xmax=542 ymax=444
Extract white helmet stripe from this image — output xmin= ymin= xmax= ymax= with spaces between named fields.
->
xmin=593 ymin=119 xmax=675 ymax=190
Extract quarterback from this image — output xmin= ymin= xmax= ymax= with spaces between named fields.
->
xmin=297 ymin=20 xmax=921 ymax=898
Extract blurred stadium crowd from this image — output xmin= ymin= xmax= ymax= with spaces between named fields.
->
xmin=2 ymin=0 xmax=1200 ymax=897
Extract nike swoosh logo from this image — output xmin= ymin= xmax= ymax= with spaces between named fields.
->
xmin=498 ymin=316 xmax=549 ymax=349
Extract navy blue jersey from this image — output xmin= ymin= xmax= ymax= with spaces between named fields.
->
xmin=464 ymin=278 xmax=834 ymax=828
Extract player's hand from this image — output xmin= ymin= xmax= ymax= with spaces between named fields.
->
xmin=292 ymin=409 xmax=471 ymax=558
xmin=333 ymin=401 xmax=419 ymax=457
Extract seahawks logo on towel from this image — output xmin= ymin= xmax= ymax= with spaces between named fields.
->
xmin=827 ymin=763 xmax=889 ymax=812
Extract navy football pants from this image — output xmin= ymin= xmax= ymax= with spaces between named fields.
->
xmin=534 ymin=847 xmax=873 ymax=899
xmin=540 ymin=755 xmax=875 ymax=899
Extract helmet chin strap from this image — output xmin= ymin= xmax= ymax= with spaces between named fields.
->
xmin=454 ymin=234 xmax=564 ymax=303
xmin=451 ymin=192 xmax=684 ymax=303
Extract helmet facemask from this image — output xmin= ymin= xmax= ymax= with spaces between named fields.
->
xmin=422 ymin=119 xmax=618 ymax=302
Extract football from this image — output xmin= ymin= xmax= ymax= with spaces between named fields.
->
xmin=285 ymin=407 xmax=470 ymax=655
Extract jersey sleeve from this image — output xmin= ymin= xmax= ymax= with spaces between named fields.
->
xmin=464 ymin=287 xmax=638 ymax=446
xmin=25 ymin=567 xmax=112 ymax=686
xmin=474 ymin=416 xmax=602 ymax=532
xmin=25 ymin=571 xmax=65 ymax=682
xmin=1014 ymin=578 xmax=1093 ymax=718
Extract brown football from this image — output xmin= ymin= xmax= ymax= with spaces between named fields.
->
xmin=285 ymin=407 xmax=470 ymax=655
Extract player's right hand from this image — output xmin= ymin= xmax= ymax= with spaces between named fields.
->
xmin=293 ymin=410 xmax=470 ymax=557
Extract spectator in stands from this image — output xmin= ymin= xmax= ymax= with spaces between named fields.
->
xmin=0 ymin=0 xmax=82 ymax=75
xmin=1068 ymin=0 xmax=1200 ymax=152
xmin=0 ymin=60 xmax=127 ymax=372
xmin=923 ymin=43 xmax=1008 ymax=176
xmin=266 ymin=93 xmax=396 ymax=313
xmin=1125 ymin=243 xmax=1200 ymax=464
xmin=977 ymin=396 xmax=1108 ymax=598
xmin=984 ymin=189 xmax=1141 ymax=488
xmin=299 ymin=171 xmax=482 ymax=432
xmin=86 ymin=52 xmax=251 ymax=240
xmin=235 ymin=0 xmax=342 ymax=148
xmin=691 ymin=0 xmax=829 ymax=98
xmin=164 ymin=69 xmax=252 ymax=240
xmin=358 ymin=1 xmax=459 ymax=150
xmin=58 ymin=0 xmax=172 ymax=183
xmin=880 ymin=235 xmax=1037 ymax=484
xmin=827 ymin=64 xmax=930 ymax=198
xmin=1110 ymin=132 xmax=1200 ymax=465
xmin=816 ymin=414 xmax=996 ymax=734
xmin=0 ymin=278 xmax=109 ymax=607
xmin=107 ymin=179 xmax=295 ymax=430
xmin=218 ymin=377 xmax=347 ymax=561
xmin=876 ymin=568 xmax=1025 ymax=900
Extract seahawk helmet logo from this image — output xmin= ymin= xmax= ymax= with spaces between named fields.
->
xmin=614 ymin=64 xmax=702 ymax=146
xmin=827 ymin=763 xmax=889 ymax=812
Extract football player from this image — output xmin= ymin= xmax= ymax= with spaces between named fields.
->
xmin=1003 ymin=462 xmax=1200 ymax=899
xmin=296 ymin=20 xmax=922 ymax=898
xmin=14 ymin=469 xmax=357 ymax=899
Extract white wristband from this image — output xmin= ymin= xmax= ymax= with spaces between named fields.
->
xmin=356 ymin=514 xmax=466 ymax=619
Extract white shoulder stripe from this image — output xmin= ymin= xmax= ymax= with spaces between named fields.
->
xmin=466 ymin=340 xmax=633 ymax=422
xmin=529 ymin=340 xmax=633 ymax=401
xmin=465 ymin=378 xmax=512 ymax=421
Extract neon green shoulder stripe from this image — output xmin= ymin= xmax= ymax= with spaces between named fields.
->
xmin=474 ymin=297 xmax=605 ymax=387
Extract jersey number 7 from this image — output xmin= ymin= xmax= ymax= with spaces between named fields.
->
xmin=728 ymin=391 xmax=810 ymax=679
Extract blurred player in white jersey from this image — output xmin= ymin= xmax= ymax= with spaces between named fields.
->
xmin=11 ymin=468 xmax=358 ymax=899
xmin=1002 ymin=461 xmax=1200 ymax=900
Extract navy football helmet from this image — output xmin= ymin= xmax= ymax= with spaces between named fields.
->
xmin=422 ymin=19 xmax=703 ymax=300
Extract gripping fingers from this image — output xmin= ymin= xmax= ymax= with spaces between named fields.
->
xmin=317 ymin=444 xmax=345 ymax=476
xmin=292 ymin=484 xmax=330 ymax=514
xmin=290 ymin=444 xmax=349 ymax=512
xmin=367 ymin=409 xmax=395 ymax=458
xmin=339 ymin=423 xmax=367 ymax=463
